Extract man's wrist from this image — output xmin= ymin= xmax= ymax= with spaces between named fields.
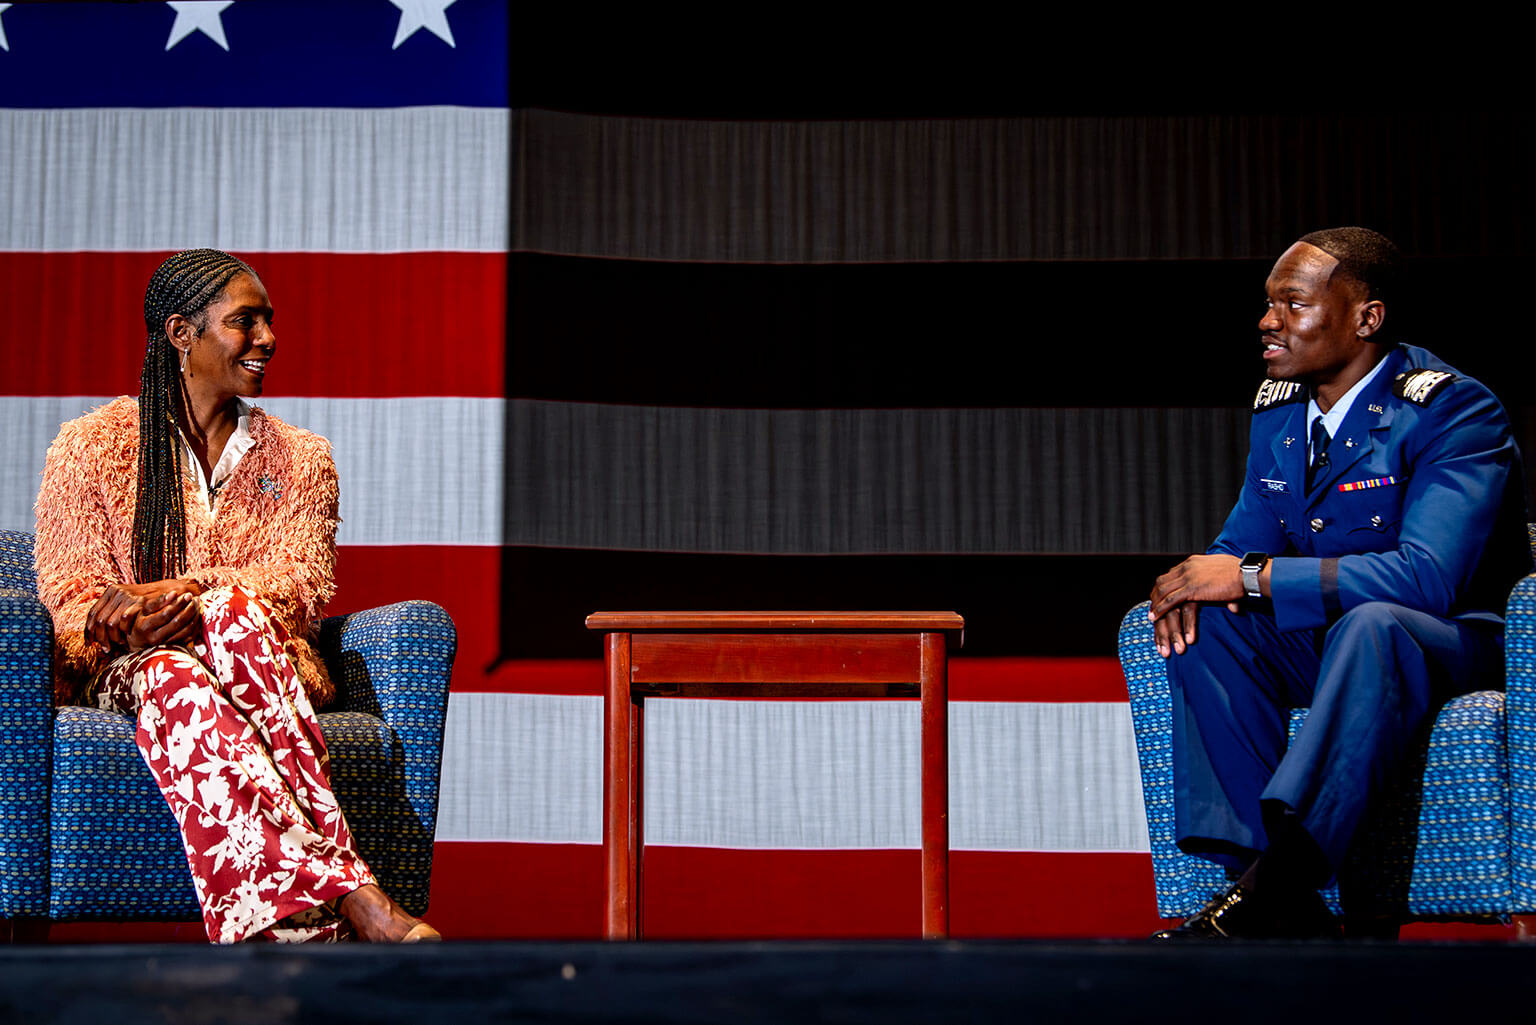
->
xmin=1240 ymin=552 xmax=1270 ymax=599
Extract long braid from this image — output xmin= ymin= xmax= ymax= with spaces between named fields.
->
xmin=132 ymin=248 xmax=255 ymax=583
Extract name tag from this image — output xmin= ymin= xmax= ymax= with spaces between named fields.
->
xmin=1260 ymin=478 xmax=1289 ymax=494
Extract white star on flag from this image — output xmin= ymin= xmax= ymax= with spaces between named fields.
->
xmin=389 ymin=0 xmax=457 ymax=49
xmin=0 ymin=4 xmax=12 ymax=52
xmin=165 ymin=1 xmax=234 ymax=51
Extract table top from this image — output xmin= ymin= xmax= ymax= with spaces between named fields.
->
xmin=585 ymin=610 xmax=965 ymax=633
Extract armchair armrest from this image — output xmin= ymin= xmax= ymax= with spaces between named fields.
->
xmin=1505 ymin=574 xmax=1536 ymax=910
xmin=0 ymin=589 xmax=55 ymax=917
xmin=318 ymin=601 xmax=456 ymax=844
xmin=1119 ymin=600 xmax=1228 ymax=918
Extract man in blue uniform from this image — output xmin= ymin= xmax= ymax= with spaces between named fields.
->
xmin=1148 ymin=227 xmax=1532 ymax=938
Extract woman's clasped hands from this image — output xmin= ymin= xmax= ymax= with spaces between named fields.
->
xmin=85 ymin=579 xmax=205 ymax=651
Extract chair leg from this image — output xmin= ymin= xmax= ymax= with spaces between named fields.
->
xmin=1 ymin=917 xmax=51 ymax=944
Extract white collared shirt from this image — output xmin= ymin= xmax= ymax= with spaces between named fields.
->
xmin=1306 ymin=355 xmax=1391 ymax=461
xmin=180 ymin=399 xmax=256 ymax=512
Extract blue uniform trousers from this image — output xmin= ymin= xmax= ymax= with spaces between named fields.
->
xmin=1168 ymin=601 xmax=1505 ymax=878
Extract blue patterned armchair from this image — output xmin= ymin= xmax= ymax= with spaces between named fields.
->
xmin=0 ymin=529 xmax=454 ymax=934
xmin=1119 ymin=529 xmax=1536 ymax=927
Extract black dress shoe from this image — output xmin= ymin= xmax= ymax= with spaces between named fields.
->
xmin=1151 ymin=880 xmax=1342 ymax=940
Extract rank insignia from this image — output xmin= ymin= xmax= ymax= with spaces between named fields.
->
xmin=1253 ymin=379 xmax=1306 ymax=411
xmin=1393 ymin=369 xmax=1456 ymax=406
xmin=1338 ymin=476 xmax=1398 ymax=493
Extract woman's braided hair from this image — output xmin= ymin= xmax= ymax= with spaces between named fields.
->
xmin=133 ymin=248 xmax=254 ymax=583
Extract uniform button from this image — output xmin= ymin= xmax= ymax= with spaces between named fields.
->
xmin=1371 ymin=515 xmax=1383 ymax=528
xmin=1310 ymin=518 xmax=1325 ymax=533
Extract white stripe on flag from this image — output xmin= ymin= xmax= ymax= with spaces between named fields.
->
xmin=436 ymin=692 xmax=603 ymax=845
xmin=645 ymin=700 xmax=918 ymax=849
xmin=0 ymin=108 xmax=509 ymax=253
xmin=0 ymin=397 xmax=111 ymax=532
xmin=951 ymin=701 xmax=1149 ymax=852
xmin=0 ymin=395 xmax=503 ymax=545
xmin=261 ymin=397 xmax=503 ymax=546
xmin=434 ymin=694 xmax=1151 ymax=853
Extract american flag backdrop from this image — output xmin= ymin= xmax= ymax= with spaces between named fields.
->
xmin=2 ymin=1 xmax=1529 ymax=941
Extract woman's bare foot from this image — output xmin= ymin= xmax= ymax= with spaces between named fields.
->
xmin=338 ymin=884 xmax=442 ymax=942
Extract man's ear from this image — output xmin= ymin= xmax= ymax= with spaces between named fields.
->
xmin=1357 ymin=299 xmax=1386 ymax=339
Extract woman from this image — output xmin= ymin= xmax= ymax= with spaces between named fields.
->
xmin=33 ymin=249 xmax=439 ymax=944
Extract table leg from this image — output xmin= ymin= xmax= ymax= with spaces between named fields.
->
xmin=919 ymin=630 xmax=949 ymax=939
xmin=633 ymin=692 xmax=645 ymax=938
xmin=604 ymin=632 xmax=640 ymax=939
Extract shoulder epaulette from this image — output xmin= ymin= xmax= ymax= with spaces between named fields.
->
xmin=1252 ymin=379 xmax=1306 ymax=412
xmin=1393 ymin=369 xmax=1457 ymax=406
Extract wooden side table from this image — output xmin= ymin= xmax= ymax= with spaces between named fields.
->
xmin=585 ymin=610 xmax=965 ymax=940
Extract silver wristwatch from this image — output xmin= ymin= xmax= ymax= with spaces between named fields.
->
xmin=1240 ymin=551 xmax=1269 ymax=599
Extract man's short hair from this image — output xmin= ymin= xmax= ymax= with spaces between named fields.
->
xmin=1296 ymin=226 xmax=1402 ymax=307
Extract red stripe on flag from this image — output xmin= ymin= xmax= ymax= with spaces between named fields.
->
xmin=329 ymin=545 xmax=1135 ymax=699
xmin=421 ymin=845 xmax=1520 ymax=942
xmin=640 ymin=848 xmax=1169 ymax=940
xmin=330 ymin=544 xmax=517 ymax=692
xmin=428 ymin=842 xmax=606 ymax=939
xmin=951 ymin=657 xmax=1130 ymax=702
xmin=424 ymin=845 xmax=1167 ymax=940
xmin=0 ymin=251 xmax=504 ymax=398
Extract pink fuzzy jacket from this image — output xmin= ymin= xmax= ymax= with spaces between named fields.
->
xmin=33 ymin=397 xmax=339 ymax=707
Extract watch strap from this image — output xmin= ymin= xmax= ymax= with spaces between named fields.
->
xmin=1240 ymin=551 xmax=1268 ymax=599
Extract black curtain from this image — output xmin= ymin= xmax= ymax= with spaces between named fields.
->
xmin=500 ymin=108 xmax=1535 ymax=658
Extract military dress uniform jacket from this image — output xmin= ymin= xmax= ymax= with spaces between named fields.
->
xmin=1209 ymin=344 xmax=1532 ymax=632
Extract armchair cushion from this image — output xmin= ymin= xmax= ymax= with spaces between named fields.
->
xmin=50 ymin=706 xmax=195 ymax=918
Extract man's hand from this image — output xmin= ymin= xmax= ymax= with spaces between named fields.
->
xmin=1148 ymin=554 xmax=1246 ymax=657
xmin=85 ymin=579 xmax=204 ymax=651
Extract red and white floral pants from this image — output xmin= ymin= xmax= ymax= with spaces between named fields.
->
xmin=93 ymin=585 xmax=374 ymax=943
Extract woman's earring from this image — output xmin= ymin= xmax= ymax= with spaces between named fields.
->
xmin=179 ymin=349 xmax=188 ymax=374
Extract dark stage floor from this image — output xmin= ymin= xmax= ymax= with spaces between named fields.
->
xmin=2 ymin=939 xmax=1532 ymax=1024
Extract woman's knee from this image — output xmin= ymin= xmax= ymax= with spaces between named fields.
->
xmin=131 ymin=647 xmax=214 ymax=701
xmin=200 ymin=584 xmax=278 ymax=633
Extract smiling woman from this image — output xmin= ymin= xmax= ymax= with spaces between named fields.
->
xmin=179 ymin=271 xmax=275 ymax=401
xmin=30 ymin=249 xmax=439 ymax=945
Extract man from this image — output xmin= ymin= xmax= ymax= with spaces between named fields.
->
xmin=1148 ymin=226 xmax=1532 ymax=938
